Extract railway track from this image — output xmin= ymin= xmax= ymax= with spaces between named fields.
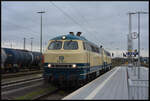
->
xmin=2 ymin=76 xmax=43 ymax=86
xmin=1 ymin=78 xmax=69 ymax=100
xmin=1 ymin=77 xmax=44 ymax=93
xmin=2 ymin=74 xmax=69 ymax=100
xmin=33 ymin=88 xmax=60 ymax=100
xmin=34 ymin=88 xmax=75 ymax=100
xmin=2 ymin=68 xmax=42 ymax=74
xmin=1 ymin=75 xmax=78 ymax=100
xmin=1 ymin=76 xmax=46 ymax=100
xmin=2 ymin=69 xmax=43 ymax=79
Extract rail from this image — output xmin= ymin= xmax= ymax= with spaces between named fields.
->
xmin=1 ymin=77 xmax=44 ymax=96
xmin=2 ymin=69 xmax=43 ymax=79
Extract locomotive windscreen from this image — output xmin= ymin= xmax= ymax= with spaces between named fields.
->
xmin=48 ymin=40 xmax=78 ymax=50
xmin=48 ymin=41 xmax=62 ymax=50
xmin=63 ymin=41 xmax=78 ymax=50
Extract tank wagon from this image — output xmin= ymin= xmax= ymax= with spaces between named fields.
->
xmin=43 ymin=32 xmax=112 ymax=87
xmin=1 ymin=48 xmax=42 ymax=73
xmin=1 ymin=49 xmax=7 ymax=72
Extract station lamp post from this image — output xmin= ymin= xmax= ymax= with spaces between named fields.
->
xmin=127 ymin=12 xmax=136 ymax=65
xmin=135 ymin=11 xmax=148 ymax=79
xmin=37 ymin=11 xmax=45 ymax=53
xmin=23 ymin=37 xmax=26 ymax=50
xmin=30 ymin=37 xmax=34 ymax=51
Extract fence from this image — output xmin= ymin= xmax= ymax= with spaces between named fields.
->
xmin=128 ymin=79 xmax=149 ymax=99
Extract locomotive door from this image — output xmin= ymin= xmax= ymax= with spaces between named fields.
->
xmin=86 ymin=42 xmax=91 ymax=67
xmin=101 ymin=48 xmax=104 ymax=67
xmin=87 ymin=49 xmax=90 ymax=67
xmin=83 ymin=42 xmax=90 ymax=67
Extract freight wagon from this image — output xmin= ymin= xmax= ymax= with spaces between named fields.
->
xmin=1 ymin=48 xmax=42 ymax=73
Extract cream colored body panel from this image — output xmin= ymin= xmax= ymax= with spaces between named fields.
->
xmin=89 ymin=51 xmax=102 ymax=67
xmin=44 ymin=40 xmax=108 ymax=67
xmin=101 ymin=48 xmax=112 ymax=64
xmin=44 ymin=40 xmax=87 ymax=64
xmin=44 ymin=51 xmax=87 ymax=63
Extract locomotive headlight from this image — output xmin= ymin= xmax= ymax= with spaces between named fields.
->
xmin=62 ymin=36 xmax=66 ymax=40
xmin=72 ymin=64 xmax=77 ymax=68
xmin=48 ymin=64 xmax=51 ymax=68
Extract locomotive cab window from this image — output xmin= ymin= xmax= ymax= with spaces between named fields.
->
xmin=48 ymin=41 xmax=62 ymax=50
xmin=64 ymin=41 xmax=78 ymax=50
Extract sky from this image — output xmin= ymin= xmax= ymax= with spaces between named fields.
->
xmin=1 ymin=1 xmax=149 ymax=57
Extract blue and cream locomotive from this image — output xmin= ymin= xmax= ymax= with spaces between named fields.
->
xmin=43 ymin=32 xmax=112 ymax=87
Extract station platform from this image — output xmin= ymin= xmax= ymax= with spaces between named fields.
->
xmin=63 ymin=66 xmax=149 ymax=100
xmin=63 ymin=66 xmax=128 ymax=100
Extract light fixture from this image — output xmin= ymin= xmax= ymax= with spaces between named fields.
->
xmin=48 ymin=64 xmax=51 ymax=68
xmin=72 ymin=64 xmax=76 ymax=68
xmin=62 ymin=36 xmax=66 ymax=40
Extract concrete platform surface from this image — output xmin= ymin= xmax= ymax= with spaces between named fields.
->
xmin=63 ymin=66 xmax=128 ymax=100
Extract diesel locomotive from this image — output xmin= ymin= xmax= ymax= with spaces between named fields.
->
xmin=43 ymin=32 xmax=112 ymax=87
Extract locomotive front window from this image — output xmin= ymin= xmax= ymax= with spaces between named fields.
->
xmin=63 ymin=41 xmax=78 ymax=50
xmin=48 ymin=41 xmax=62 ymax=50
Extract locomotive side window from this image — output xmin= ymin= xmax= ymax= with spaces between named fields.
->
xmin=91 ymin=45 xmax=95 ymax=52
xmin=86 ymin=44 xmax=92 ymax=51
xmin=48 ymin=41 xmax=62 ymax=50
xmin=64 ymin=41 xmax=78 ymax=50
xmin=105 ymin=51 xmax=110 ymax=56
xmin=96 ymin=47 xmax=100 ymax=53
xmin=91 ymin=45 xmax=97 ymax=53
xmin=83 ymin=42 xmax=91 ymax=51
xmin=83 ymin=41 xmax=101 ymax=54
xmin=90 ymin=45 xmax=100 ymax=54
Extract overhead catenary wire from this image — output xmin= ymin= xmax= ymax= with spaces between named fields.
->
xmin=50 ymin=2 xmax=94 ymax=37
xmin=50 ymin=2 xmax=105 ymax=47
xmin=69 ymin=5 xmax=103 ymax=46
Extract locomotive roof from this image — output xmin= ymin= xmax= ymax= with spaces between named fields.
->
xmin=50 ymin=34 xmax=100 ymax=47
xmin=51 ymin=34 xmax=87 ymax=41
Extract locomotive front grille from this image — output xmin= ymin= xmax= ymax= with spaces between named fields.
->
xmin=52 ymin=64 xmax=72 ymax=68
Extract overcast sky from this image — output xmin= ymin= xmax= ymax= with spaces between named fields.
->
xmin=1 ymin=1 xmax=149 ymax=57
